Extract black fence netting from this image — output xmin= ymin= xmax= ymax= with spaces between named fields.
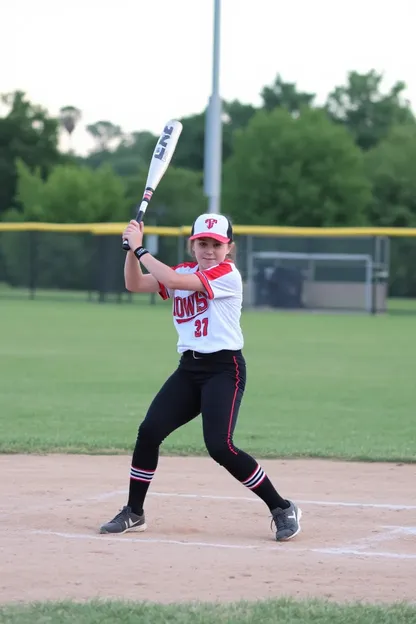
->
xmin=0 ymin=230 xmax=180 ymax=302
xmin=388 ymin=237 xmax=416 ymax=299
xmin=0 ymin=229 xmax=415 ymax=312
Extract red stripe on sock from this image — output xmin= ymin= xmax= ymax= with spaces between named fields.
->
xmin=243 ymin=465 xmax=261 ymax=485
xmin=131 ymin=466 xmax=155 ymax=475
xmin=249 ymin=472 xmax=267 ymax=490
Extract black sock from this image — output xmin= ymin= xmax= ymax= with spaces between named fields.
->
xmin=239 ymin=460 xmax=289 ymax=510
xmin=127 ymin=438 xmax=159 ymax=515
xmin=215 ymin=447 xmax=290 ymax=512
xmin=251 ymin=476 xmax=290 ymax=511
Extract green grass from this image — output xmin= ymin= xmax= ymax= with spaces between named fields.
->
xmin=0 ymin=299 xmax=415 ymax=461
xmin=0 ymin=599 xmax=415 ymax=624
xmin=0 ymin=282 xmax=156 ymax=304
xmin=387 ymin=297 xmax=416 ymax=314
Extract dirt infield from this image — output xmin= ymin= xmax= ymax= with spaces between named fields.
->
xmin=1 ymin=455 xmax=415 ymax=605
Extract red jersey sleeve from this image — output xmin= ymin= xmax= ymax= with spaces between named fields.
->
xmin=157 ymin=262 xmax=198 ymax=300
xmin=158 ymin=283 xmax=170 ymax=300
xmin=196 ymin=262 xmax=241 ymax=300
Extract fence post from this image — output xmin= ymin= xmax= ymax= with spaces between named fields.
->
xmin=28 ymin=230 xmax=37 ymax=300
xmin=371 ymin=236 xmax=377 ymax=315
xmin=245 ymin=234 xmax=254 ymax=307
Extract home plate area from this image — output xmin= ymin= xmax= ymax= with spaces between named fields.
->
xmin=0 ymin=455 xmax=415 ymax=605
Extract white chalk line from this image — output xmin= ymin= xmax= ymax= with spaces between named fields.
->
xmin=31 ymin=530 xmax=288 ymax=552
xmin=96 ymin=489 xmax=416 ymax=511
xmin=382 ymin=525 xmax=416 ymax=534
xmin=1 ymin=489 xmax=415 ymax=520
xmin=315 ymin=548 xmax=416 ymax=560
xmin=334 ymin=526 xmax=416 ymax=552
xmin=30 ymin=529 xmax=416 ymax=560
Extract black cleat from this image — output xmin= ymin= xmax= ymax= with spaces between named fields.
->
xmin=271 ymin=500 xmax=302 ymax=541
xmin=99 ymin=505 xmax=147 ymax=535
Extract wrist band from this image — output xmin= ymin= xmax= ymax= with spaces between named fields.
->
xmin=133 ymin=246 xmax=149 ymax=260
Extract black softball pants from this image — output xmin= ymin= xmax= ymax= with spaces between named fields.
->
xmin=127 ymin=349 xmax=286 ymax=514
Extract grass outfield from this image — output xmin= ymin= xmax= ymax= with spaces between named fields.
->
xmin=1 ymin=299 xmax=415 ymax=461
xmin=0 ymin=599 xmax=415 ymax=624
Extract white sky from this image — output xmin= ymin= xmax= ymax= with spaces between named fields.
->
xmin=1 ymin=0 xmax=414 ymax=155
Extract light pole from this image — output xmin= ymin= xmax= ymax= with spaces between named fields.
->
xmin=204 ymin=0 xmax=222 ymax=214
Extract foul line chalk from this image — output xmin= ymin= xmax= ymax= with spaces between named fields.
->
xmin=382 ymin=525 xmax=416 ymax=534
xmin=334 ymin=526 xmax=412 ymax=552
xmin=92 ymin=490 xmax=416 ymax=511
xmin=314 ymin=548 xmax=416 ymax=560
xmin=143 ymin=491 xmax=416 ymax=511
xmin=30 ymin=530 xmax=416 ymax=560
xmin=2 ymin=490 xmax=415 ymax=521
xmin=31 ymin=530 xmax=290 ymax=552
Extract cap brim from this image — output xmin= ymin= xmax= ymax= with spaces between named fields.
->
xmin=189 ymin=232 xmax=230 ymax=243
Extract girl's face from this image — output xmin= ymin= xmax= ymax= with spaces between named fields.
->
xmin=191 ymin=237 xmax=231 ymax=270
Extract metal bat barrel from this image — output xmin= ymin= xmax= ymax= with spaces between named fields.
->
xmin=122 ymin=119 xmax=183 ymax=252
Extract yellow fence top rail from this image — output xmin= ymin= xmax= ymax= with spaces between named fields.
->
xmin=0 ymin=222 xmax=97 ymax=233
xmin=1 ymin=222 xmax=416 ymax=237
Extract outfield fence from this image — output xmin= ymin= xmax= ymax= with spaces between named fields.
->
xmin=1 ymin=222 xmax=416 ymax=314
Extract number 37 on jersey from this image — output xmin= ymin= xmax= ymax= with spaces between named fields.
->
xmin=173 ymin=292 xmax=209 ymax=337
xmin=158 ymin=260 xmax=244 ymax=353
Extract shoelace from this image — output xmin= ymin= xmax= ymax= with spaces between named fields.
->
xmin=270 ymin=508 xmax=291 ymax=533
xmin=112 ymin=506 xmax=130 ymax=523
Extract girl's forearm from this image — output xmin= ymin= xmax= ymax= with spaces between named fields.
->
xmin=124 ymin=251 xmax=144 ymax=290
xmin=139 ymin=253 xmax=178 ymax=288
xmin=124 ymin=251 xmax=159 ymax=292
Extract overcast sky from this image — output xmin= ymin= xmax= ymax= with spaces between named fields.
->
xmin=2 ymin=0 xmax=414 ymax=154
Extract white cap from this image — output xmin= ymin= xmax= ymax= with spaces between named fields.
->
xmin=189 ymin=213 xmax=233 ymax=244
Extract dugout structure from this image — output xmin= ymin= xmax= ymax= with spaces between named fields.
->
xmin=237 ymin=228 xmax=390 ymax=313
xmin=0 ymin=222 xmax=415 ymax=314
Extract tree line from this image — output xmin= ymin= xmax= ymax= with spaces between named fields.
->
xmin=1 ymin=70 xmax=415 ymax=232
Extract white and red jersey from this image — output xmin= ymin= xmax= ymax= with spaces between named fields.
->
xmin=158 ymin=260 xmax=244 ymax=353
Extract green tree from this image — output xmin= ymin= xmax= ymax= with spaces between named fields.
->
xmin=326 ymin=70 xmax=414 ymax=151
xmin=221 ymin=100 xmax=258 ymax=163
xmin=79 ymin=101 xmax=256 ymax=178
xmin=223 ymin=107 xmax=371 ymax=226
xmin=83 ymin=129 xmax=158 ymax=177
xmin=0 ymin=90 xmax=62 ymax=218
xmin=12 ymin=159 xmax=128 ymax=223
xmin=173 ymin=112 xmax=206 ymax=172
xmin=173 ymin=101 xmax=258 ymax=172
xmin=260 ymin=74 xmax=315 ymax=113
xmin=86 ymin=120 xmax=123 ymax=152
xmin=2 ymin=161 xmax=128 ymax=292
xmin=123 ymin=166 xmax=206 ymax=226
xmin=223 ymin=99 xmax=257 ymax=131
xmin=365 ymin=124 xmax=416 ymax=227
xmin=365 ymin=125 xmax=416 ymax=297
